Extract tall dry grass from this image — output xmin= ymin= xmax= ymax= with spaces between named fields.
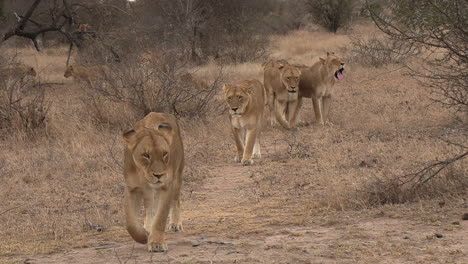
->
xmin=0 ymin=22 xmax=466 ymax=260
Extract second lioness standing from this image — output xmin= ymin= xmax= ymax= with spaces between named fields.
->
xmin=223 ymin=80 xmax=265 ymax=166
xmin=296 ymin=52 xmax=345 ymax=125
xmin=263 ymin=59 xmax=302 ymax=130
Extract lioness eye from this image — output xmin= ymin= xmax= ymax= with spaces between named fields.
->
xmin=162 ymin=152 xmax=169 ymax=162
xmin=142 ymin=153 xmax=150 ymax=159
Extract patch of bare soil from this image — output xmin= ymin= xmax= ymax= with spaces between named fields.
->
xmin=20 ymin=142 xmax=468 ymax=264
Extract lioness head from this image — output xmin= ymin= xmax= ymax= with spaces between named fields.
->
xmin=320 ymin=52 xmax=345 ymax=81
xmin=123 ymin=124 xmax=175 ymax=188
xmin=64 ymin=66 xmax=74 ymax=78
xmin=279 ymin=64 xmax=301 ymax=94
xmin=223 ymin=83 xmax=252 ymax=116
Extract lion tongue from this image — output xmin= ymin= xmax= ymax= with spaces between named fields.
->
xmin=337 ymin=71 xmax=344 ymax=80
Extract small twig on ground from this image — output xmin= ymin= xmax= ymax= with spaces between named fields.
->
xmin=85 ymin=219 xmax=104 ymax=232
xmin=399 ymin=150 xmax=468 ymax=190
xmin=0 ymin=206 xmax=21 ymax=216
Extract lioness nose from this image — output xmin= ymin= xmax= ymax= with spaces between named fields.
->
xmin=153 ymin=173 xmax=164 ymax=179
xmin=232 ymin=108 xmax=238 ymax=111
xmin=340 ymin=62 xmax=345 ymax=66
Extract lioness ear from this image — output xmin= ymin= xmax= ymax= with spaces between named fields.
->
xmin=222 ymin=84 xmax=230 ymax=94
xmin=158 ymin=123 xmax=174 ymax=145
xmin=122 ymin=128 xmax=136 ymax=143
xmin=319 ymin=57 xmax=326 ymax=64
xmin=278 ymin=63 xmax=284 ymax=70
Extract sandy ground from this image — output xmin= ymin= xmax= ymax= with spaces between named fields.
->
xmin=21 ymin=156 xmax=467 ymax=264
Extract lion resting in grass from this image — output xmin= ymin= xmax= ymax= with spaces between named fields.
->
xmin=296 ymin=52 xmax=345 ymax=125
xmin=63 ymin=65 xmax=108 ymax=85
xmin=223 ymin=79 xmax=265 ymax=165
xmin=122 ymin=112 xmax=184 ymax=252
xmin=263 ymin=59 xmax=302 ymax=129
xmin=0 ymin=65 xmax=37 ymax=79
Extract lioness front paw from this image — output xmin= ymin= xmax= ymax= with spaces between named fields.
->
xmin=148 ymin=242 xmax=168 ymax=252
xmin=241 ymin=159 xmax=254 ymax=166
xmin=253 ymin=153 xmax=261 ymax=158
xmin=168 ymin=222 xmax=183 ymax=232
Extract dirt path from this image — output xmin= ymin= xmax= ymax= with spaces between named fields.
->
xmin=24 ymin=155 xmax=468 ymax=264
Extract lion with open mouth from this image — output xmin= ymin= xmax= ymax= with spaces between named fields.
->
xmin=293 ymin=52 xmax=345 ymax=126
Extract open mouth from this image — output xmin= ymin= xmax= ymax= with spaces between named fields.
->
xmin=288 ymin=90 xmax=297 ymax=93
xmin=334 ymin=68 xmax=344 ymax=80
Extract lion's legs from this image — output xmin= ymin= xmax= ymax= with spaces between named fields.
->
xmin=242 ymin=128 xmax=258 ymax=165
xmin=312 ymin=97 xmax=324 ymax=125
xmin=168 ymin=187 xmax=183 ymax=232
xmin=253 ymin=134 xmax=261 ymax=158
xmin=125 ymin=189 xmax=148 ymax=244
xmin=268 ymin=93 xmax=277 ymax=126
xmin=148 ymin=190 xmax=171 ymax=252
xmin=143 ymin=190 xmax=159 ymax=232
xmin=322 ymin=95 xmax=332 ymax=124
xmin=231 ymin=126 xmax=244 ymax=162
xmin=289 ymin=97 xmax=303 ymax=128
xmin=274 ymin=99 xmax=290 ymax=129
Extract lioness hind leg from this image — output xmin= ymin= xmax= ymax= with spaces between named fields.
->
xmin=269 ymin=93 xmax=278 ymax=126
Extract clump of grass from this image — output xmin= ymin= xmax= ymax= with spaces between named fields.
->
xmin=350 ymin=161 xmax=467 ymax=208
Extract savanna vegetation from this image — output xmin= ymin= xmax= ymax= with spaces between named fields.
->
xmin=0 ymin=0 xmax=466 ymax=263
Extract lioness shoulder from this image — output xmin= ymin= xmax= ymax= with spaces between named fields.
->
xmin=122 ymin=112 xmax=184 ymax=253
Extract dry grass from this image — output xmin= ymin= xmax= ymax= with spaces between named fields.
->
xmin=1 ymin=22 xmax=466 ymax=262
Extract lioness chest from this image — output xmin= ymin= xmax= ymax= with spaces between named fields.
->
xmin=230 ymin=115 xmax=254 ymax=129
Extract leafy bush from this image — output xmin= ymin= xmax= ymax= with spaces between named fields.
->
xmin=79 ymin=50 xmax=224 ymax=127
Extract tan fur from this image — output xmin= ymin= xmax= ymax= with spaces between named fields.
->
xmin=64 ymin=65 xmax=108 ymax=85
xmin=296 ymin=52 xmax=345 ymax=125
xmin=223 ymin=79 xmax=265 ymax=165
xmin=0 ymin=65 xmax=37 ymax=79
xmin=180 ymin=72 xmax=209 ymax=90
xmin=122 ymin=112 xmax=184 ymax=252
xmin=141 ymin=51 xmax=166 ymax=65
xmin=263 ymin=59 xmax=302 ymax=129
